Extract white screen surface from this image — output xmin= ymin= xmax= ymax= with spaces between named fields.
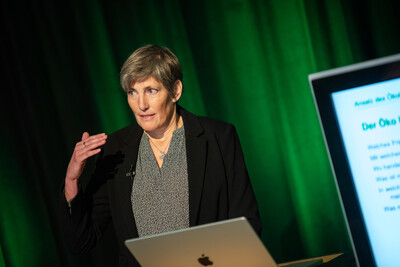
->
xmin=332 ymin=78 xmax=400 ymax=266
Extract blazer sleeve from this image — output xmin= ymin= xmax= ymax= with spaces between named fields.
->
xmin=218 ymin=124 xmax=262 ymax=235
xmin=59 ymin=153 xmax=112 ymax=254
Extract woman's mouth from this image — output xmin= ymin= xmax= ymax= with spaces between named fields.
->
xmin=139 ymin=114 xmax=155 ymax=121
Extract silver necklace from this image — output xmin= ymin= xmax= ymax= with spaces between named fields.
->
xmin=148 ymin=136 xmax=172 ymax=160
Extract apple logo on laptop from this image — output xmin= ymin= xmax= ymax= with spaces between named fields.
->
xmin=198 ymin=254 xmax=213 ymax=266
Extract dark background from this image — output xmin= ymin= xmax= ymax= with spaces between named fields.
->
xmin=1 ymin=0 xmax=400 ymax=266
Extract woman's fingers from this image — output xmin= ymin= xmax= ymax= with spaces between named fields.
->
xmin=75 ymin=134 xmax=107 ymax=161
xmin=81 ymin=131 xmax=90 ymax=142
xmin=79 ymin=133 xmax=107 ymax=151
xmin=66 ymin=133 xmax=107 ymax=182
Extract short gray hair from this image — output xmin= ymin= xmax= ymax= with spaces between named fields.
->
xmin=120 ymin=45 xmax=183 ymax=96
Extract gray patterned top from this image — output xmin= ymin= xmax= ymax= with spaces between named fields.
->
xmin=131 ymin=126 xmax=189 ymax=237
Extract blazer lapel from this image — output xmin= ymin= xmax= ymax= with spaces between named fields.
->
xmin=116 ymin=124 xmax=143 ymax=237
xmin=181 ymin=108 xmax=207 ymax=226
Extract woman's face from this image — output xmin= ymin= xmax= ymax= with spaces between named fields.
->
xmin=127 ymin=76 xmax=182 ymax=135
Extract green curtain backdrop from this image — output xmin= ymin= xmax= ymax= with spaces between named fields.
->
xmin=1 ymin=0 xmax=400 ymax=266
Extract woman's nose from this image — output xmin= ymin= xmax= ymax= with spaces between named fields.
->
xmin=138 ymin=94 xmax=149 ymax=111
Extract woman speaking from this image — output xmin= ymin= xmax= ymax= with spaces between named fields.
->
xmin=61 ymin=45 xmax=261 ymax=266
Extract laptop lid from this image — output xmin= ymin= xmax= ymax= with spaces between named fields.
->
xmin=125 ymin=217 xmax=277 ymax=267
xmin=309 ymin=54 xmax=400 ymax=267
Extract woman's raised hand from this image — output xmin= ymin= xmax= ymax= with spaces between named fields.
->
xmin=64 ymin=132 xmax=107 ymax=200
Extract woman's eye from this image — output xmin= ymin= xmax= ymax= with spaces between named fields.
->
xmin=127 ymin=90 xmax=136 ymax=96
xmin=148 ymin=89 xmax=158 ymax=94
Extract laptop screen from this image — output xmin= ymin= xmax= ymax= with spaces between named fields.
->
xmin=125 ymin=217 xmax=278 ymax=267
xmin=309 ymin=54 xmax=400 ymax=267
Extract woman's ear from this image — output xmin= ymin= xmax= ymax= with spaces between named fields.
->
xmin=172 ymin=80 xmax=183 ymax=102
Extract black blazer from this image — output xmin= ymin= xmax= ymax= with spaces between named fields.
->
xmin=60 ymin=107 xmax=261 ymax=266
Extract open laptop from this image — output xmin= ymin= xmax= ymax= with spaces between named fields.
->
xmin=125 ymin=217 xmax=277 ymax=267
xmin=309 ymin=53 xmax=400 ymax=267
xmin=125 ymin=217 xmax=323 ymax=267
